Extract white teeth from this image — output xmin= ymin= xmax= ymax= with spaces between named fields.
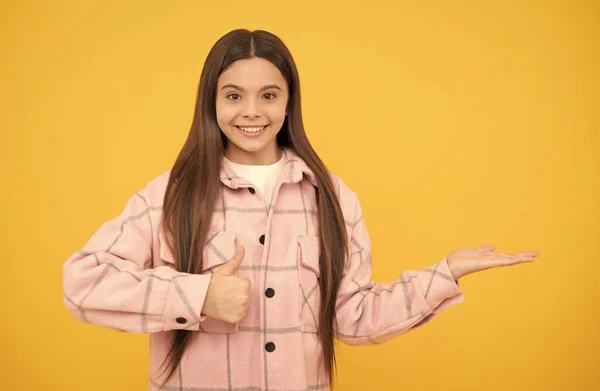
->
xmin=238 ymin=126 xmax=265 ymax=133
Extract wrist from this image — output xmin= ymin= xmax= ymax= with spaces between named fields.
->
xmin=447 ymin=257 xmax=463 ymax=281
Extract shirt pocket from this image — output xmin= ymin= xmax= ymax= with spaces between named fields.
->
xmin=158 ymin=229 xmax=239 ymax=333
xmin=297 ymin=234 xmax=321 ymax=333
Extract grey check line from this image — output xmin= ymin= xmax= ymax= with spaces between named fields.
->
xmin=179 ymin=364 xmax=184 ymax=391
xmin=336 ymin=310 xmax=430 ymax=340
xmin=215 ymin=206 xmax=268 ymax=213
xmin=355 ymin=249 xmax=366 ymax=279
xmin=350 ymin=236 xmax=365 ymax=254
xmin=79 ymin=202 xmax=161 ymax=266
xmin=238 ymin=265 xmax=297 ymax=272
xmin=273 ymin=208 xmax=317 ymax=216
xmin=62 ymin=291 xmax=79 ymax=308
xmin=106 ymin=260 xmax=179 ymax=282
xmin=345 ymin=216 xmax=365 ymax=256
xmin=206 ymin=231 xmax=221 ymax=246
xmin=208 ymin=242 xmax=228 ymax=263
xmin=238 ymin=326 xmax=300 ymax=334
xmin=423 ymin=263 xmax=441 ymax=299
xmin=135 ymin=195 xmax=161 ymax=214
xmin=422 ymin=266 xmax=455 ymax=283
xmin=214 ymin=206 xmax=319 ymax=216
xmin=340 ymin=218 xmax=368 ymax=273
xmin=78 ymin=262 xmax=111 ymax=312
xmin=352 ymin=277 xmax=368 ymax=301
xmin=303 ymin=280 xmax=319 ymax=303
xmin=351 ymin=275 xmax=420 ymax=319
xmin=63 ymin=291 xmax=88 ymax=322
xmin=300 ymin=283 xmax=319 ymax=328
xmin=149 ymin=380 xmax=329 ymax=391
xmin=77 ymin=251 xmax=202 ymax=330
xmin=63 ymin=284 xmax=199 ymax=333
xmin=337 ymin=281 xmax=373 ymax=298
xmin=106 ymin=205 xmax=154 ymax=252
xmin=299 ymin=182 xmax=309 ymax=235
xmin=226 ymin=334 xmax=232 ymax=391
xmin=221 ymin=186 xmax=227 ymax=231
xmin=62 ymin=287 xmax=187 ymax=332
xmin=315 ymin=358 xmax=320 ymax=391
xmin=104 ymin=260 xmax=199 ymax=283
xmin=172 ymin=279 xmax=201 ymax=323
xmin=78 ymin=250 xmax=138 ymax=267
xmin=94 ymin=255 xmax=181 ymax=284
xmin=343 ymin=213 xmax=363 ymax=228
xmin=401 ymin=276 xmax=412 ymax=318
xmin=134 ymin=192 xmax=147 ymax=203
xmin=353 ymin=215 xmax=363 ymax=227
xmin=348 ymin=247 xmax=364 ymax=258
xmin=141 ymin=274 xmax=154 ymax=332
xmin=352 ymin=299 xmax=365 ymax=337
xmin=350 ymin=277 xmax=368 ymax=337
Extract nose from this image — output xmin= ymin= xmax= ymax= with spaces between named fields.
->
xmin=243 ymin=98 xmax=261 ymax=119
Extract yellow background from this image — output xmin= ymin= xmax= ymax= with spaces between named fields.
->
xmin=1 ymin=0 xmax=598 ymax=390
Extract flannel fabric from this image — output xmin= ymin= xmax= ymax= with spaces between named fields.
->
xmin=62 ymin=147 xmax=464 ymax=390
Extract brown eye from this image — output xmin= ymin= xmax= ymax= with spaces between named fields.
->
xmin=264 ymin=93 xmax=276 ymax=100
xmin=227 ymin=93 xmax=241 ymax=100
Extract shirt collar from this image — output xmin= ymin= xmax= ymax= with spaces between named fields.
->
xmin=219 ymin=147 xmax=318 ymax=189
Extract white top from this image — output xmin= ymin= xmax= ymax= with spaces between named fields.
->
xmin=223 ymin=152 xmax=285 ymax=207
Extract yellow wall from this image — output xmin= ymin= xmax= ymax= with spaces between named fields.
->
xmin=2 ymin=0 xmax=598 ymax=390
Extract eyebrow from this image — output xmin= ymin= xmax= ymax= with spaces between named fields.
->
xmin=220 ymin=83 xmax=282 ymax=92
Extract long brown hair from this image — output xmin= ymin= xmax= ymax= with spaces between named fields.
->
xmin=158 ymin=29 xmax=348 ymax=389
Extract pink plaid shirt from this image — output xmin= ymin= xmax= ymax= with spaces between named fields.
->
xmin=62 ymin=147 xmax=464 ymax=390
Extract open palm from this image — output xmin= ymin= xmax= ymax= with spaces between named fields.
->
xmin=447 ymin=244 xmax=538 ymax=280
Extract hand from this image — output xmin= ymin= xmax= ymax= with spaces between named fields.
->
xmin=202 ymin=246 xmax=251 ymax=323
xmin=447 ymin=244 xmax=538 ymax=280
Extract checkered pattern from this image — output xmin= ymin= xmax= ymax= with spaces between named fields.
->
xmin=62 ymin=148 xmax=464 ymax=390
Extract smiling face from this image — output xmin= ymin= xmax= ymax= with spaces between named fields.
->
xmin=216 ymin=57 xmax=289 ymax=165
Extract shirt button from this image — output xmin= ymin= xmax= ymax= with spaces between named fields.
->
xmin=265 ymin=288 xmax=275 ymax=298
xmin=248 ymin=187 xmax=256 ymax=194
xmin=259 ymin=234 xmax=265 ymax=245
xmin=265 ymin=342 xmax=276 ymax=352
xmin=176 ymin=317 xmax=187 ymax=324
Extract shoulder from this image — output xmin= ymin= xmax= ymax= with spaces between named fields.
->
xmin=136 ymin=170 xmax=172 ymax=207
xmin=327 ymin=171 xmax=361 ymax=219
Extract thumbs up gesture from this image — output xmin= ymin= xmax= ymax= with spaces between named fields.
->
xmin=201 ymin=246 xmax=252 ymax=324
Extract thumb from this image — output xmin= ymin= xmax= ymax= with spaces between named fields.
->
xmin=476 ymin=244 xmax=495 ymax=253
xmin=214 ymin=246 xmax=245 ymax=276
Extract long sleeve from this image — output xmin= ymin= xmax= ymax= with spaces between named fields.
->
xmin=62 ymin=189 xmax=211 ymax=334
xmin=335 ymin=193 xmax=464 ymax=346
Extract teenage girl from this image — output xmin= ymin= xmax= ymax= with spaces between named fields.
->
xmin=62 ymin=29 xmax=539 ymax=391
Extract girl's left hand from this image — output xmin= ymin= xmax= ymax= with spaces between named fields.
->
xmin=447 ymin=244 xmax=538 ymax=280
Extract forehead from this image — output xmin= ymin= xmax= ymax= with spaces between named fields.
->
xmin=217 ymin=57 xmax=287 ymax=90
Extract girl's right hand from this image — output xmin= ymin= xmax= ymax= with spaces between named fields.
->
xmin=201 ymin=246 xmax=251 ymax=323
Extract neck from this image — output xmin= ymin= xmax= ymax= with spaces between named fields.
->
xmin=224 ymin=144 xmax=283 ymax=165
